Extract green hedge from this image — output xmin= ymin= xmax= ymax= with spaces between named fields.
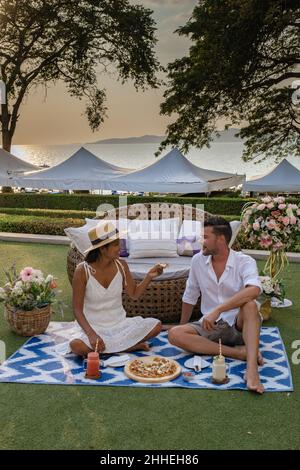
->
xmin=1 ymin=193 xmax=300 ymax=215
xmin=0 ymin=207 xmax=95 ymax=219
xmin=0 ymin=214 xmax=84 ymax=236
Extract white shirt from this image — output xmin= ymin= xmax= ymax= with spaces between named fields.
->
xmin=182 ymin=249 xmax=262 ymax=326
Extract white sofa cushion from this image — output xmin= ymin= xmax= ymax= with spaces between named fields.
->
xmin=128 ymin=218 xmax=180 ymax=259
xmin=126 ymin=256 xmax=192 ymax=280
xmin=65 ymin=218 xmax=129 ymax=256
xmin=229 ymin=220 xmax=241 ymax=248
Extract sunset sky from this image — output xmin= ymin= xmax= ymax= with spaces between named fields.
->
xmin=14 ymin=0 xmax=199 ymax=145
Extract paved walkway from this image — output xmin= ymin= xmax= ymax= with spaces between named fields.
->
xmin=1 ymin=231 xmax=300 ymax=262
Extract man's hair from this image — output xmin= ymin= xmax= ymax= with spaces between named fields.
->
xmin=204 ymin=216 xmax=232 ymax=245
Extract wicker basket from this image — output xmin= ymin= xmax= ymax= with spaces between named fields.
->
xmin=66 ymin=203 xmax=213 ymax=323
xmin=5 ymin=304 xmax=52 ymax=336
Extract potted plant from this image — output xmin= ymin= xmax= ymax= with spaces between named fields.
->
xmin=0 ymin=264 xmax=64 ymax=336
xmin=258 ymin=275 xmax=285 ymax=321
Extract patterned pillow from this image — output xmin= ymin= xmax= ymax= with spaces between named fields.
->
xmin=177 ymin=221 xmax=203 ymax=256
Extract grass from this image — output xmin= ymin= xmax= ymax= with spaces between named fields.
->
xmin=0 ymin=241 xmax=300 ymax=450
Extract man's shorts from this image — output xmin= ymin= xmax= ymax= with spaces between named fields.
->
xmin=189 ymin=319 xmax=245 ymax=346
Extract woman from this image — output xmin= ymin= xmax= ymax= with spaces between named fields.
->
xmin=67 ymin=220 xmax=163 ymax=357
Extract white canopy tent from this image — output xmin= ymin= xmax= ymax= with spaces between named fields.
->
xmin=11 ymin=147 xmax=131 ymax=190
xmin=243 ymin=159 xmax=300 ymax=193
xmin=0 ymin=148 xmax=38 ymax=186
xmin=104 ymin=148 xmax=245 ymax=193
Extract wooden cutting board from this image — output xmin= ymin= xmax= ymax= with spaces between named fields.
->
xmin=124 ymin=355 xmax=181 ymax=384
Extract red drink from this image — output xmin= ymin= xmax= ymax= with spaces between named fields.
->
xmin=86 ymin=351 xmax=101 ymax=379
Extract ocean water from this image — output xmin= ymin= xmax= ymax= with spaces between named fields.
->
xmin=10 ymin=142 xmax=300 ymax=179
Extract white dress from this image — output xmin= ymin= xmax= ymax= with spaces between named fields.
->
xmin=60 ymin=259 xmax=160 ymax=354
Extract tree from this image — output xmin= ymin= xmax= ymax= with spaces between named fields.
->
xmin=159 ymin=0 xmax=300 ymax=162
xmin=0 ymin=0 xmax=160 ymax=153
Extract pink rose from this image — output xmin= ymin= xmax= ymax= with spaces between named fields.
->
xmin=290 ymin=216 xmax=297 ymax=225
xmin=297 ymin=209 xmax=300 ymax=216
xmin=257 ymin=204 xmax=266 ymax=211
xmin=273 ymin=241 xmax=284 ymax=251
xmin=259 ymin=237 xmax=273 ymax=248
xmin=278 ymin=204 xmax=286 ymax=210
xmin=271 ymin=210 xmax=281 ymax=217
xmin=253 ymin=222 xmax=260 ymax=231
xmin=266 ymin=219 xmax=276 ymax=230
xmin=267 ymin=202 xmax=274 ymax=209
xmin=282 ymin=216 xmax=290 ymax=226
xmin=20 ymin=267 xmax=33 ymax=282
xmin=274 ymin=196 xmax=285 ymax=204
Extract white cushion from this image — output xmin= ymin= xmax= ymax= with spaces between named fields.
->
xmin=127 ymin=256 xmax=192 ymax=280
xmin=128 ymin=218 xmax=180 ymax=259
xmin=229 ymin=220 xmax=241 ymax=248
xmin=64 ymin=223 xmax=95 ymax=255
xmin=65 ymin=218 xmax=129 ymax=255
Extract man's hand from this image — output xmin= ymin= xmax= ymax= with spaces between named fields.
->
xmin=202 ymin=309 xmax=221 ymax=332
xmin=87 ymin=331 xmax=105 ymax=352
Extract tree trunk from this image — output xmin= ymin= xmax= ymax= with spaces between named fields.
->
xmin=2 ymin=129 xmax=12 ymax=152
xmin=1 ymin=104 xmax=14 ymax=193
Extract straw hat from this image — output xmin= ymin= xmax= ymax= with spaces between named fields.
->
xmin=84 ymin=220 xmax=125 ymax=254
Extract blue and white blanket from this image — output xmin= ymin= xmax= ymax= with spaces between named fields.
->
xmin=0 ymin=322 xmax=293 ymax=392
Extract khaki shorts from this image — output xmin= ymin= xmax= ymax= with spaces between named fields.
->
xmin=189 ymin=319 xmax=244 ymax=346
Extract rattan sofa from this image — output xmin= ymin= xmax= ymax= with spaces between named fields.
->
xmin=67 ymin=202 xmax=216 ymax=323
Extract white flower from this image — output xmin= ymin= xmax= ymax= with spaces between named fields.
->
xmin=32 ymin=269 xmax=44 ymax=280
xmin=15 ymin=281 xmax=23 ymax=289
xmin=12 ymin=286 xmax=23 ymax=296
xmin=262 ymin=196 xmax=272 ymax=204
xmin=45 ymin=275 xmax=54 ymax=283
xmin=263 ymin=283 xmax=274 ymax=294
xmin=274 ymin=196 xmax=285 ymax=204
xmin=0 ymin=287 xmax=6 ymax=299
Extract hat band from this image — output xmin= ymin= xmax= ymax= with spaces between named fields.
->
xmin=91 ymin=228 xmax=119 ymax=246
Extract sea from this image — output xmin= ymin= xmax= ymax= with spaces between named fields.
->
xmin=10 ymin=141 xmax=300 ymax=180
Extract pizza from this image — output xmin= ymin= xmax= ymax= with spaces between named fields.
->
xmin=127 ymin=356 xmax=177 ymax=379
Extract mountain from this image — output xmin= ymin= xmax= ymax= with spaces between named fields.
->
xmin=212 ymin=128 xmax=242 ymax=142
xmin=88 ymin=128 xmax=242 ymax=145
xmin=89 ymin=135 xmax=165 ymax=145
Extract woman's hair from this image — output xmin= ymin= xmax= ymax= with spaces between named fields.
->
xmin=84 ymin=238 xmax=119 ymax=263
xmin=85 ymin=247 xmax=102 ymax=263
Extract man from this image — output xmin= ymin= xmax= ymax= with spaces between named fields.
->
xmin=168 ymin=216 xmax=264 ymax=394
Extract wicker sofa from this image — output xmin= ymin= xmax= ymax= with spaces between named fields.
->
xmin=67 ymin=202 xmax=216 ymax=323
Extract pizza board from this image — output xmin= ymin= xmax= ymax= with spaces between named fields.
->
xmin=124 ymin=355 xmax=181 ymax=384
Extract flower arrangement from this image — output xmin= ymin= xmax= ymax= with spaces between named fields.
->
xmin=241 ymin=196 xmax=300 ymax=278
xmin=241 ymin=196 xmax=300 ymax=251
xmin=259 ymin=275 xmax=285 ymax=302
xmin=0 ymin=264 xmax=63 ymax=312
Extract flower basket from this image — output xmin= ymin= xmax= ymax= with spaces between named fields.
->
xmin=1 ymin=264 xmax=65 ymax=336
xmin=4 ymin=303 xmax=52 ymax=336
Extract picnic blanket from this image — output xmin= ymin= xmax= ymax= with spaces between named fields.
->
xmin=0 ymin=322 xmax=293 ymax=392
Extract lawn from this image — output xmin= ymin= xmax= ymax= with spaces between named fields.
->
xmin=0 ymin=241 xmax=299 ymax=450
